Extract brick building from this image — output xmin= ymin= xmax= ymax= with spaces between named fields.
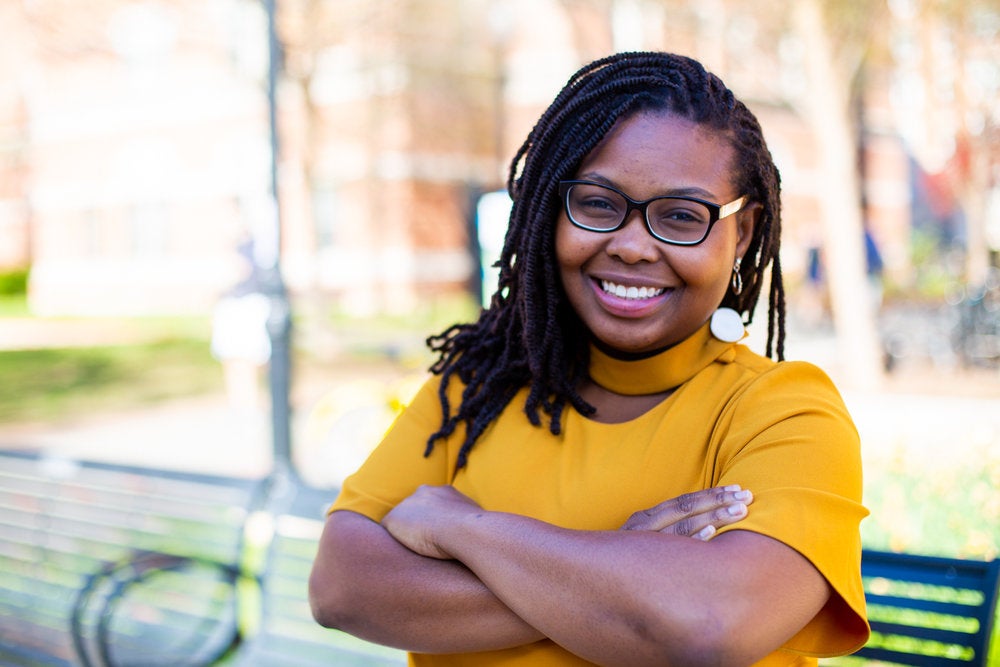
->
xmin=2 ymin=0 xmax=918 ymax=318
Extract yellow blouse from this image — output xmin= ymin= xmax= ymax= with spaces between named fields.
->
xmin=331 ymin=322 xmax=870 ymax=666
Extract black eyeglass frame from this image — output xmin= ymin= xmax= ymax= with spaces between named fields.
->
xmin=558 ymin=180 xmax=749 ymax=246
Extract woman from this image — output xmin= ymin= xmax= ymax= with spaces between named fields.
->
xmin=309 ymin=51 xmax=869 ymax=666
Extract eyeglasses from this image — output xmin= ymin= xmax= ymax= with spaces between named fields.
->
xmin=559 ymin=180 xmax=749 ymax=246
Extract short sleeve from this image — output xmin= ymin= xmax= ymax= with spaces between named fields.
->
xmin=713 ymin=361 xmax=870 ymax=657
xmin=328 ymin=375 xmax=454 ymax=521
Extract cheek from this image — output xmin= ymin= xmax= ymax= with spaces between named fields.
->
xmin=683 ymin=229 xmax=740 ymax=285
xmin=554 ymin=216 xmax=588 ymax=271
xmin=671 ymin=247 xmax=733 ymax=292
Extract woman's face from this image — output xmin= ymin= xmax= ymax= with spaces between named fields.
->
xmin=555 ymin=111 xmax=757 ymax=355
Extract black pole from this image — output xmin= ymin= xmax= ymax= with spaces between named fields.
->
xmin=261 ymin=0 xmax=294 ymax=481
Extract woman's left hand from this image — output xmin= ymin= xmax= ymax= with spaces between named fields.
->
xmin=382 ymin=485 xmax=481 ymax=559
xmin=620 ymin=484 xmax=753 ymax=540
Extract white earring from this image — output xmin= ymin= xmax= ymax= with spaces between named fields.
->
xmin=710 ymin=307 xmax=745 ymax=343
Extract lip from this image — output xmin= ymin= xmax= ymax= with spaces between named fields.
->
xmin=590 ymin=277 xmax=671 ymax=318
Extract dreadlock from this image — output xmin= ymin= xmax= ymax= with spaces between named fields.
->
xmin=425 ymin=51 xmax=786 ymax=468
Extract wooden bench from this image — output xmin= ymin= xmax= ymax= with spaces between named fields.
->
xmin=0 ymin=450 xmax=405 ymax=666
xmin=853 ymin=548 xmax=1000 ymax=666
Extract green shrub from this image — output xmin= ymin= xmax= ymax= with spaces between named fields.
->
xmin=0 ymin=268 xmax=29 ymax=296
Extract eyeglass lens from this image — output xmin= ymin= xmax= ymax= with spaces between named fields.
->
xmin=565 ymin=182 xmax=712 ymax=244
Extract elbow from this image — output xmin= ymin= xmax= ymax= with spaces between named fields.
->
xmin=664 ymin=632 xmax=731 ymax=667
xmin=664 ymin=627 xmax=732 ymax=667
xmin=636 ymin=605 xmax=745 ymax=667
xmin=308 ymin=563 xmax=354 ymax=630
xmin=308 ymin=510 xmax=380 ymax=632
xmin=308 ymin=592 xmax=340 ymax=630
xmin=307 ymin=571 xmax=338 ymax=628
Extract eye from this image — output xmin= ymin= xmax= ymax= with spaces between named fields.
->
xmin=570 ymin=187 xmax=624 ymax=219
xmin=651 ymin=202 xmax=710 ymax=226
xmin=579 ymin=196 xmax=618 ymax=212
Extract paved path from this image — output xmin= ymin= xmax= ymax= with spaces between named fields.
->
xmin=0 ymin=395 xmax=275 ymax=478
xmin=0 ymin=317 xmax=166 ymax=349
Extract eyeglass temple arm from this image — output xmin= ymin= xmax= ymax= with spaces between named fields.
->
xmin=718 ymin=196 xmax=749 ymax=220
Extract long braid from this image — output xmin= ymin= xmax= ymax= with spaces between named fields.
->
xmin=715 ymin=93 xmax=786 ymax=360
xmin=426 ymin=52 xmax=786 ymax=468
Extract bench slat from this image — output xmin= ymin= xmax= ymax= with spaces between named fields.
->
xmin=869 ymin=619 xmax=983 ymax=646
xmin=866 ymin=592 xmax=990 ymax=617
xmin=0 ymin=451 xmax=405 ymax=666
xmin=854 ymin=645 xmax=976 ymax=667
xmin=856 ymin=548 xmax=1000 ymax=666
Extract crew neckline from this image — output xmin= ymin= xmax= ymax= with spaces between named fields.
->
xmin=588 ymin=322 xmax=737 ymax=395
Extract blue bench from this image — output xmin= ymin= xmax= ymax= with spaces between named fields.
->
xmin=855 ymin=548 xmax=1000 ymax=666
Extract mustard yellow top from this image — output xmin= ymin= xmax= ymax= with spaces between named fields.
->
xmin=331 ymin=323 xmax=870 ymax=666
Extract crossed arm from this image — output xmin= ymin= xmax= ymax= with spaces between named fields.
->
xmin=309 ymin=485 xmax=830 ymax=666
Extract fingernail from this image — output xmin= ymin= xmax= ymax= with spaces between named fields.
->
xmin=724 ymin=484 xmax=741 ymax=491
xmin=696 ymin=525 xmax=716 ymax=540
xmin=734 ymin=490 xmax=752 ymax=501
xmin=727 ymin=503 xmax=747 ymax=516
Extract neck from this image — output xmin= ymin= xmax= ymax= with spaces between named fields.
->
xmin=590 ymin=336 xmax=673 ymax=361
xmin=588 ymin=323 xmax=736 ymax=395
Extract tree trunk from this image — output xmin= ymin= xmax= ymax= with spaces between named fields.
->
xmin=793 ymin=0 xmax=883 ymax=390
xmin=952 ymin=2 xmax=993 ymax=286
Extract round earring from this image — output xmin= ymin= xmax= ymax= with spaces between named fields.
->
xmin=710 ymin=307 xmax=745 ymax=343
xmin=731 ymin=257 xmax=743 ymax=296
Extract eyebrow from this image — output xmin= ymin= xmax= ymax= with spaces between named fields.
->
xmin=575 ymin=173 xmax=720 ymax=201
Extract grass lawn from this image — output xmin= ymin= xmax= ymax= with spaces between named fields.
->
xmin=0 ymin=295 xmax=29 ymax=318
xmin=0 ymin=336 xmax=223 ymax=425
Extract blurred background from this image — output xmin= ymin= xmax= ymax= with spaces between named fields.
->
xmin=0 ymin=0 xmax=998 ymax=657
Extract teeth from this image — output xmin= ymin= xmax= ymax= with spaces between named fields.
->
xmin=601 ymin=280 xmax=664 ymax=300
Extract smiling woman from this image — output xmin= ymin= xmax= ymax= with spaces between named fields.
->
xmin=309 ymin=51 xmax=869 ymax=667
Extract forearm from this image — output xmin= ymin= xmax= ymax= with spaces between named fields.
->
xmin=439 ymin=511 xmax=826 ymax=667
xmin=308 ymin=510 xmax=544 ymax=653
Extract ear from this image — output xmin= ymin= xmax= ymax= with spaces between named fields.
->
xmin=734 ymin=201 xmax=761 ymax=259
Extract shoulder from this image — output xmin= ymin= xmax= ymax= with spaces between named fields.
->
xmin=678 ymin=344 xmax=851 ymax=425
xmin=708 ymin=347 xmax=858 ymax=451
xmin=727 ymin=346 xmax=845 ymax=402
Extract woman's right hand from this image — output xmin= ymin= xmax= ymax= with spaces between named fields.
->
xmin=620 ymin=485 xmax=753 ymax=541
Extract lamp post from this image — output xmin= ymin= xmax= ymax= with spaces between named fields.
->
xmin=259 ymin=0 xmax=294 ymax=482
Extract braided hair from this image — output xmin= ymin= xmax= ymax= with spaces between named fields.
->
xmin=426 ymin=51 xmax=785 ymax=468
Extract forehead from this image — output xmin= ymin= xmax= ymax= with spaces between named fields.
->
xmin=574 ymin=112 xmax=736 ymax=198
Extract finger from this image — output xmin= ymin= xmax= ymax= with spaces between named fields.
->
xmin=648 ymin=499 xmax=750 ymax=540
xmin=623 ymin=486 xmax=733 ymax=530
xmin=621 ymin=486 xmax=751 ymax=532
xmin=686 ymin=501 xmax=751 ymax=541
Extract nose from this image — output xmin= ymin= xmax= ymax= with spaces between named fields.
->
xmin=605 ymin=209 xmax=659 ymax=263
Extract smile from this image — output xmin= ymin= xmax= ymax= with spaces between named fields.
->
xmin=600 ymin=280 xmax=665 ymax=300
